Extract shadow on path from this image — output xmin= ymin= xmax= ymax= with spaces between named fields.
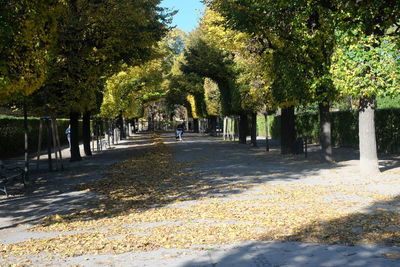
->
xmin=1 ymin=133 xmax=399 ymax=237
xmin=181 ymin=194 xmax=400 ymax=267
xmin=0 ymin=134 xmax=156 ymax=229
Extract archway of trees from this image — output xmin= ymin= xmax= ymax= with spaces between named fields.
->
xmin=1 ymin=0 xmax=400 ymax=176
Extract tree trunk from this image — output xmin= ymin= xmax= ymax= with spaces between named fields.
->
xmin=193 ymin=118 xmax=199 ymax=133
xmin=319 ymin=100 xmax=333 ymax=162
xmin=251 ymin=112 xmax=258 ymax=147
xmin=185 ymin=118 xmax=189 ymax=133
xmin=264 ymin=113 xmax=269 ymax=152
xmin=45 ymin=118 xmax=53 ymax=170
xmin=281 ymin=106 xmax=295 ymax=154
xmin=359 ymin=96 xmax=380 ymax=174
xmin=23 ymin=100 xmax=29 ymax=174
xmin=133 ymin=119 xmax=137 ymax=133
xmin=83 ymin=111 xmax=92 ymax=156
xmin=117 ymin=111 xmax=125 ymax=139
xmin=209 ymin=116 xmax=217 ymax=136
xmin=239 ymin=113 xmax=248 ymax=144
xmin=69 ymin=111 xmax=82 ymax=162
xmin=223 ymin=117 xmax=227 ymax=140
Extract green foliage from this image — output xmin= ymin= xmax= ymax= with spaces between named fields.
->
xmin=33 ymin=0 xmax=171 ymax=116
xmin=165 ymin=50 xmax=207 ymax=118
xmin=208 ymin=0 xmax=339 ymax=108
xmin=0 ymin=117 xmax=82 ymax=159
xmin=101 ymin=59 xmax=165 ymax=119
xmin=377 ymin=95 xmax=400 ymax=109
xmin=256 ymin=115 xmax=276 ymax=138
xmin=333 ymin=0 xmax=400 ymax=37
xmin=331 ymin=111 xmax=359 ymax=148
xmin=295 ymin=113 xmax=320 ymax=142
xmin=295 ymin=103 xmax=320 ymax=114
xmin=0 ymin=0 xmax=60 ymax=102
xmin=376 ymin=109 xmax=400 ymax=153
xmin=269 ymin=116 xmax=281 ymax=140
xmin=201 ymin=8 xmax=273 ymax=113
xmin=331 ymin=34 xmax=400 ymax=98
xmin=271 ymin=111 xmax=359 ymax=147
xmin=203 ymin=78 xmax=222 ymax=116
xmin=268 ymin=109 xmax=400 ymax=153
xmin=101 ymin=29 xmax=186 ymax=119
xmin=181 ymin=30 xmax=238 ymax=115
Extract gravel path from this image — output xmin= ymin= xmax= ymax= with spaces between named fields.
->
xmin=1 ymin=132 xmax=400 ymax=266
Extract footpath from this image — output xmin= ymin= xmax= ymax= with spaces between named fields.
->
xmin=1 ymin=133 xmax=400 ymax=266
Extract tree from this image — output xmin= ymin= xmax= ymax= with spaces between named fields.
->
xmin=182 ymin=30 xmax=238 ymax=116
xmin=207 ymin=0 xmax=338 ymax=157
xmin=203 ymin=78 xmax=222 ymax=117
xmin=331 ymin=0 xmax=400 ymax=174
xmin=209 ymin=0 xmax=400 ymax=168
xmin=0 ymin=0 xmax=59 ymax=100
xmin=180 ymin=28 xmax=254 ymax=139
xmin=200 ymin=8 xmax=273 ymax=146
xmin=164 ymin=52 xmax=207 ymax=132
xmin=101 ymin=29 xmax=187 ymax=130
xmin=36 ymin=0 xmax=171 ymax=161
xmin=331 ymin=34 xmax=400 ymax=174
xmin=1 ymin=0 xmax=60 ymax=171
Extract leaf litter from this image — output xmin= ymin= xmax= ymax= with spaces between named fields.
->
xmin=1 ymin=137 xmax=399 ymax=261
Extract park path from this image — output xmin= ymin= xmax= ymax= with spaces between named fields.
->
xmin=1 ymin=132 xmax=400 ymax=266
xmin=0 ymin=135 xmax=156 ymax=232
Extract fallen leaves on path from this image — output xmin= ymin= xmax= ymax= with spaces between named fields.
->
xmin=1 ymin=138 xmax=399 ymax=262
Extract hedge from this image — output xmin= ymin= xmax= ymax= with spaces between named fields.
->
xmin=2 ymin=109 xmax=399 ymax=159
xmin=256 ymin=115 xmax=279 ymax=138
xmin=0 ymin=118 xmax=82 ymax=159
xmin=257 ymin=109 xmax=400 ymax=153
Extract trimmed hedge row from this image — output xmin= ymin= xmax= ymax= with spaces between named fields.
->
xmin=0 ymin=118 xmax=82 ymax=159
xmin=258 ymin=109 xmax=400 ymax=153
xmin=256 ymin=115 xmax=279 ymax=138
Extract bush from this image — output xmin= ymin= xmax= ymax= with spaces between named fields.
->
xmin=255 ymin=114 xmax=280 ymax=140
xmin=266 ymin=109 xmax=400 ymax=153
xmin=331 ymin=111 xmax=358 ymax=148
xmin=375 ymin=109 xmax=400 ymax=153
xmin=296 ymin=113 xmax=319 ymax=143
xmin=0 ymin=117 xmax=83 ymax=159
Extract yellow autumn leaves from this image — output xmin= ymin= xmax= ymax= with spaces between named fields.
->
xmin=1 ymin=138 xmax=399 ymax=262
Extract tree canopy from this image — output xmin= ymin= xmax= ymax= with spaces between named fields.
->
xmin=0 ymin=0 xmax=60 ymax=102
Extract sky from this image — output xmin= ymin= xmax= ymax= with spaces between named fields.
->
xmin=160 ymin=0 xmax=205 ymax=33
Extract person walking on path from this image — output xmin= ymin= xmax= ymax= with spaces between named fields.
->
xmin=175 ymin=124 xmax=184 ymax=141
xmin=65 ymin=125 xmax=71 ymax=149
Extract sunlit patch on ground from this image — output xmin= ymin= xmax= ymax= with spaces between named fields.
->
xmin=1 ymin=137 xmax=399 ymax=263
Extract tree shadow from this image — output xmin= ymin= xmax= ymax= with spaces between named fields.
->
xmin=0 ymin=134 xmax=157 ymax=229
xmin=181 ymin=194 xmax=400 ymax=267
xmin=32 ymin=133 xmax=348 ymax=227
xmin=379 ymin=155 xmax=400 ymax=172
xmin=281 ymin=195 xmax=400 ymax=246
xmin=0 ymin=191 xmax=99 ymax=231
xmin=181 ymin=240 xmax=400 ymax=267
xmin=1 ymin=132 xmax=398 ymax=238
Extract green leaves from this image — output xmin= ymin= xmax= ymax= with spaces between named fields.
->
xmin=0 ymin=0 xmax=60 ymax=102
xmin=331 ymin=34 xmax=400 ymax=98
xmin=101 ymin=29 xmax=187 ymax=119
xmin=29 ymin=0 xmax=172 ymax=115
xmin=207 ymin=0 xmax=339 ymax=108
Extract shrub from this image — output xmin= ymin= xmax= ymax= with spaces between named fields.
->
xmin=375 ymin=109 xmax=400 ymax=153
xmin=257 ymin=115 xmax=280 ymax=139
xmin=266 ymin=109 xmax=400 ymax=153
xmin=0 ymin=117 xmax=82 ymax=159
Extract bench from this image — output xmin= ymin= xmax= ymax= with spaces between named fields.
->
xmin=0 ymin=161 xmax=27 ymax=197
